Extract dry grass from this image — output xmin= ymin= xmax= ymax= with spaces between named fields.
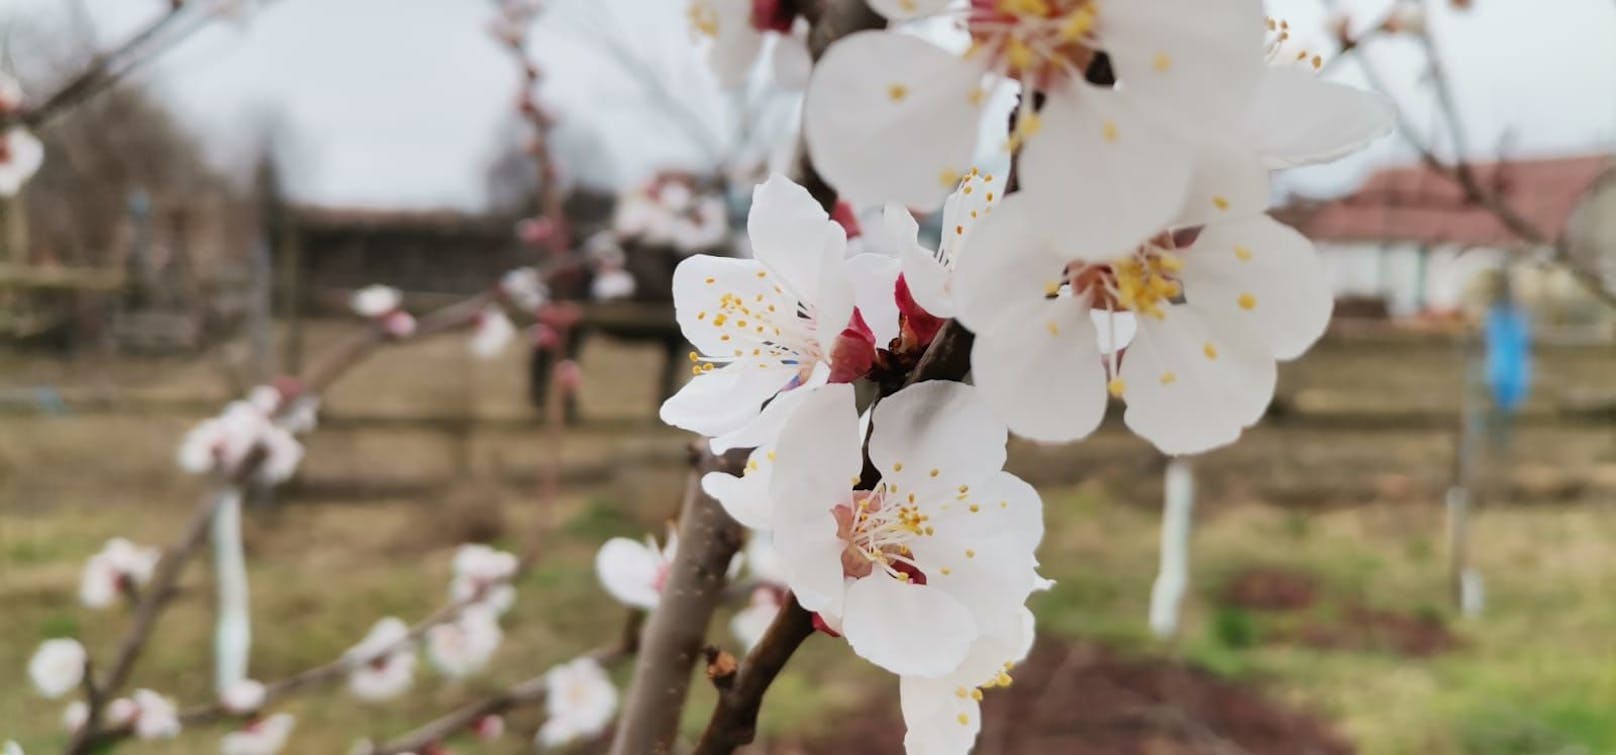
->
xmin=4 ymin=326 xmax=1616 ymax=753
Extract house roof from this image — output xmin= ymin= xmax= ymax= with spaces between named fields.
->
xmin=1281 ymin=154 xmax=1614 ymax=247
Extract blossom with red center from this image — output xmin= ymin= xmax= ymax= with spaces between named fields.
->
xmin=450 ymin=543 xmax=519 ymax=615
xmin=349 ymin=284 xmax=416 ymax=337
xmin=427 ymin=606 xmax=503 ymax=679
xmin=220 ymin=712 xmax=295 ymax=755
xmin=769 ymin=381 xmax=1046 ymax=677
xmin=0 ymin=72 xmax=42 ymax=197
xmin=79 ymin=538 xmax=159 ymax=609
xmin=661 ymin=174 xmax=897 ymax=452
xmin=344 ymin=618 xmax=416 ymax=701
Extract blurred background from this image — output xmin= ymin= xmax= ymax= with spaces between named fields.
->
xmin=2 ymin=0 xmax=1616 ymax=752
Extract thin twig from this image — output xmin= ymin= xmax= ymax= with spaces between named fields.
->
xmin=369 ymin=611 xmax=643 ymax=755
xmin=1325 ymin=0 xmax=1616 ymax=308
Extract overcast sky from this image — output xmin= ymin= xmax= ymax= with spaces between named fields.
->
xmin=4 ymin=0 xmax=1614 ymax=209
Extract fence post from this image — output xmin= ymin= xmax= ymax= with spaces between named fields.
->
xmin=1149 ymin=457 xmax=1195 ymax=638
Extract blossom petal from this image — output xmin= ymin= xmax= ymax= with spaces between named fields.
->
xmin=0 ymin=128 xmax=44 ymax=197
xmin=844 ymin=253 xmax=901 ymax=348
xmin=706 ymin=0 xmax=765 ymax=89
xmin=805 ymin=31 xmax=987 ymax=208
xmin=951 ymin=193 xmax=1070 ymax=336
xmin=595 ymin=538 xmax=663 ymax=609
xmin=769 ymin=384 xmax=862 ymax=615
xmin=748 ymin=173 xmax=844 ymax=305
xmin=1017 ymin=84 xmax=1192 ymax=256
xmin=702 ymin=450 xmax=775 ymax=531
xmin=1118 ymin=305 xmax=1276 ymax=455
xmin=1247 ymin=67 xmax=1396 ymax=169
xmin=1182 ymin=214 xmax=1332 ymax=360
xmin=709 ymin=363 xmax=830 ymax=453
xmin=1101 ymin=0 xmax=1267 ymax=130
xmin=900 ymin=675 xmax=982 ymax=755
xmin=659 ymin=365 xmax=797 ymax=438
xmin=1174 ymin=138 xmax=1272 ymax=228
xmin=871 ymin=381 xmax=1007 ymax=502
xmin=970 ymin=298 xmax=1109 ymax=444
xmin=769 ymin=30 xmax=813 ymax=90
xmin=842 ymin=577 xmax=975 ymax=677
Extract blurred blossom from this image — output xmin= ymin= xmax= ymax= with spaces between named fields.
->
xmin=730 ymin=587 xmax=781 ymax=651
xmin=595 ymin=529 xmax=676 ymax=610
xmin=2 ymin=742 xmax=19 ymax=755
xmin=105 ymin=697 xmax=139 ymax=727
xmin=536 ymin=657 xmax=617 ymax=748
xmin=427 ymin=606 xmax=503 ymax=679
xmin=344 ymin=618 xmax=417 ymax=701
xmin=469 ymin=305 xmax=517 ymax=359
xmin=591 ymin=268 xmax=637 ymax=301
xmin=62 ymin=701 xmax=88 ymax=731
xmin=220 ymin=713 xmax=296 ymax=755
xmin=0 ymin=126 xmax=45 ymax=197
xmin=473 ymin=714 xmax=505 ymax=741
xmin=130 ymin=689 xmax=182 ymax=739
xmin=500 ymin=267 xmax=550 ymax=312
xmin=220 ymin=678 xmax=267 ymax=714
xmin=687 ymin=0 xmax=810 ymax=90
xmin=28 ymin=638 xmax=86 ymax=699
xmin=79 ymin=537 xmax=160 ymax=609
xmin=450 ymin=543 xmax=519 ymax=614
xmin=350 ymin=285 xmax=402 ymax=318
xmin=176 ymin=399 xmax=305 ymax=484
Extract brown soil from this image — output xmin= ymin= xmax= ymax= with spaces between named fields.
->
xmin=1220 ymin=567 xmax=1321 ymax=612
xmin=1288 ymin=605 xmax=1460 ymax=658
xmin=797 ymin=638 xmax=1354 ymax=755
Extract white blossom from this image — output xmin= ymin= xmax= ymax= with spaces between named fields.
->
xmin=450 ymin=543 xmax=519 ymax=615
xmin=953 ymin=192 xmax=1335 ymax=455
xmin=79 ymin=537 xmax=159 ymax=609
xmin=768 ymin=381 xmax=1045 ymax=677
xmin=28 ymin=638 xmax=85 ymax=699
xmin=661 ymin=174 xmax=895 ymax=448
xmin=687 ymin=0 xmax=811 ymax=90
xmin=2 ymin=741 xmax=20 ymax=755
xmin=130 ymin=688 xmax=181 ymax=739
xmin=220 ymin=678 xmax=267 ymax=714
xmin=469 ymin=305 xmax=516 ymax=359
xmin=177 ymin=400 xmax=305 ymax=484
xmin=344 ymin=618 xmax=416 ymax=701
xmin=595 ymin=530 xmax=676 ymax=610
xmin=220 ymin=713 xmax=295 ymax=755
xmin=0 ymin=126 xmax=43 ymax=197
xmin=62 ymin=701 xmax=88 ymax=731
xmin=500 ymin=267 xmax=550 ymax=312
xmin=536 ymin=657 xmax=617 ymax=749
xmin=899 ymin=607 xmax=1036 ymax=755
xmin=592 ymin=269 xmax=637 ymax=301
xmin=426 ymin=607 xmax=503 ymax=679
xmin=104 ymin=697 xmax=138 ymax=727
xmin=350 ymin=285 xmax=402 ymax=318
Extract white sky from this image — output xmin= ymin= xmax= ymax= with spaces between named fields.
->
xmin=4 ymin=0 xmax=1614 ymax=209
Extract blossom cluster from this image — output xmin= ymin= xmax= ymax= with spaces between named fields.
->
xmin=176 ymin=383 xmax=311 ymax=484
xmin=661 ymin=1 xmax=1395 ymax=751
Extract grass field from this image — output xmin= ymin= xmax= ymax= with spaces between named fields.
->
xmin=3 ymin=322 xmax=1616 ymax=753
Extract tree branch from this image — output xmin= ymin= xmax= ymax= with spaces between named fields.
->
xmin=607 ymin=447 xmax=748 ymax=755
xmin=369 ymin=612 xmax=643 ymax=755
xmin=1326 ymin=0 xmax=1616 ymax=308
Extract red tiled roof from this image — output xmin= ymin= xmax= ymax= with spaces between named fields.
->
xmin=1283 ymin=154 xmax=1613 ymax=247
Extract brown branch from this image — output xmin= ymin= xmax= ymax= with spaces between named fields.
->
xmin=6 ymin=2 xmax=207 ymax=131
xmin=369 ymin=612 xmax=643 ymax=755
xmin=606 ymin=447 xmax=748 ymax=755
xmin=65 ymin=477 xmax=251 ymax=754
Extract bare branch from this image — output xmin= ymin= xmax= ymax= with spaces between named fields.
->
xmin=607 ymin=448 xmax=748 ymax=755
xmin=368 ymin=612 xmax=643 ymax=755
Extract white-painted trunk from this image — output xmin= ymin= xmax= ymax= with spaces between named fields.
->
xmin=213 ymin=488 xmax=251 ymax=691
xmin=1149 ymin=458 xmax=1195 ymax=639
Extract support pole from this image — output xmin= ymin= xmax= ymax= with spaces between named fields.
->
xmin=1149 ymin=457 xmax=1195 ymax=638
